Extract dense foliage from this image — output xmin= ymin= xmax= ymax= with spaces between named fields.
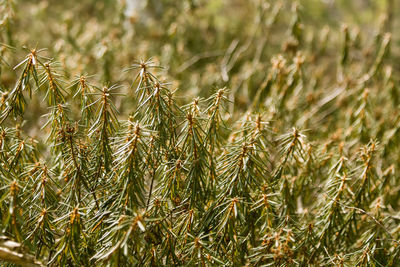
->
xmin=0 ymin=0 xmax=399 ymax=266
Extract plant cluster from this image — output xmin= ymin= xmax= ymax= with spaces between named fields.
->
xmin=0 ymin=0 xmax=399 ymax=266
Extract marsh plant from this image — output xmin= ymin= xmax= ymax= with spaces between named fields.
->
xmin=0 ymin=0 xmax=399 ymax=266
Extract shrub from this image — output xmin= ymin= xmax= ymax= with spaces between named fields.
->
xmin=0 ymin=0 xmax=399 ymax=266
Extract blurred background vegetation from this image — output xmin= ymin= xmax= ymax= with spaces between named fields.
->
xmin=0 ymin=0 xmax=396 ymax=89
